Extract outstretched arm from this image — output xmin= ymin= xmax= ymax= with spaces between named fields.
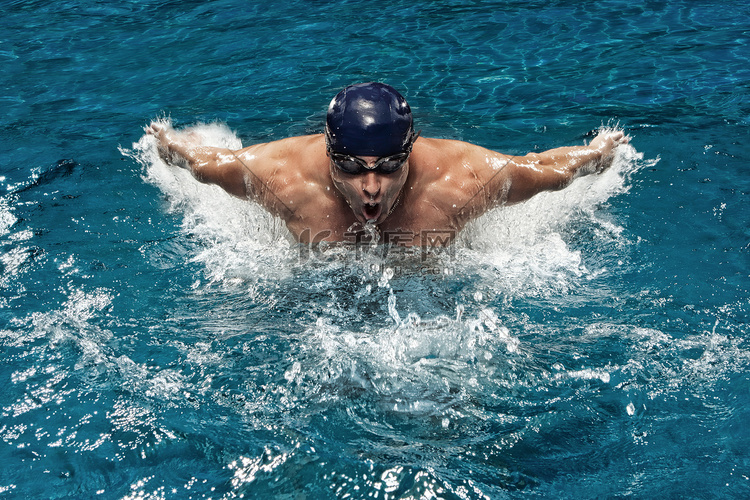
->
xmin=146 ymin=122 xmax=252 ymax=199
xmin=500 ymin=130 xmax=629 ymax=204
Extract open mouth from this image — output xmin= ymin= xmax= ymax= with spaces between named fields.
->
xmin=362 ymin=202 xmax=381 ymax=222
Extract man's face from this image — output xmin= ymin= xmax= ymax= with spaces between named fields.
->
xmin=330 ymin=156 xmax=409 ymax=225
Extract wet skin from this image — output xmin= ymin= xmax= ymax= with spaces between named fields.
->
xmin=147 ymin=122 xmax=628 ymax=245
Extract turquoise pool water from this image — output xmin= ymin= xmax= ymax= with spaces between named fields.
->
xmin=2 ymin=0 xmax=749 ymax=498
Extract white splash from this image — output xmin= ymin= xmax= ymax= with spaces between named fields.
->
xmin=460 ymin=141 xmax=647 ymax=298
xmin=120 ymin=120 xmax=294 ymax=285
xmin=0 ymin=197 xmax=16 ymax=237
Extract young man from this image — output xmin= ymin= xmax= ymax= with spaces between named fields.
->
xmin=147 ymin=82 xmax=628 ymax=246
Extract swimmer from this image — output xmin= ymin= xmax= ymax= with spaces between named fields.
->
xmin=147 ymin=82 xmax=628 ymax=245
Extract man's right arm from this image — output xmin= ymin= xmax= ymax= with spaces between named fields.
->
xmin=146 ymin=122 xmax=254 ymax=199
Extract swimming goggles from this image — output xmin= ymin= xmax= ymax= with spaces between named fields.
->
xmin=325 ymin=129 xmax=420 ymax=175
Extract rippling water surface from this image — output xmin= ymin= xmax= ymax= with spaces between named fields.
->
xmin=2 ymin=0 xmax=749 ymax=498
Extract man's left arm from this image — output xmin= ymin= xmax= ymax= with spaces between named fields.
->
xmin=495 ymin=130 xmax=629 ymax=205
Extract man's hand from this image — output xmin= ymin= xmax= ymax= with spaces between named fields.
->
xmin=145 ymin=121 xmax=200 ymax=169
xmin=145 ymin=121 xmax=173 ymax=163
xmin=145 ymin=121 xmax=253 ymax=200
xmin=588 ymin=130 xmax=629 ymax=173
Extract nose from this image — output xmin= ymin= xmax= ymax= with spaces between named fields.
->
xmin=362 ymin=172 xmax=380 ymax=200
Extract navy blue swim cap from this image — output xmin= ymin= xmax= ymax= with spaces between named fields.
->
xmin=326 ymin=82 xmax=414 ymax=157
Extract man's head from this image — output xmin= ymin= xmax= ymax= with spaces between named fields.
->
xmin=326 ymin=82 xmax=415 ymax=157
xmin=325 ymin=83 xmax=418 ymax=225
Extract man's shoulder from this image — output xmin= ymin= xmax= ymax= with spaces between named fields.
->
xmin=407 ymin=136 xmax=517 ymax=212
xmin=247 ymin=134 xmax=332 ymax=221
xmin=264 ymin=134 xmax=329 ymax=186
xmin=411 ymin=136 xmax=507 ymax=167
xmin=260 ymin=134 xmax=324 ymax=155
xmin=412 ymin=136 xmax=468 ymax=158
xmin=242 ymin=134 xmax=325 ymax=169
xmin=413 ymin=136 xmax=514 ymax=175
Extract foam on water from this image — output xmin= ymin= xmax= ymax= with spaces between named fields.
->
xmin=0 ymin=197 xmax=16 ymax=238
